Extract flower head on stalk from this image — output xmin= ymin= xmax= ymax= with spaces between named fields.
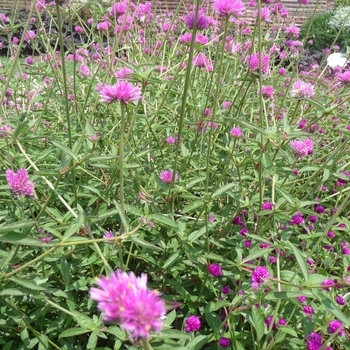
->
xmin=6 ymin=168 xmax=34 ymax=197
xmin=100 ymin=81 xmax=141 ymax=104
xmin=90 ymin=270 xmax=165 ymax=341
xmin=213 ymin=0 xmax=246 ymax=17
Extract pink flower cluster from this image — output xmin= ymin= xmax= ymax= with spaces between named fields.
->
xmin=90 ymin=270 xmax=165 ymax=340
xmin=99 ymin=80 xmax=141 ymax=104
xmin=213 ymin=0 xmax=246 ymax=17
xmin=290 ymin=79 xmax=315 ymax=99
xmin=290 ymin=138 xmax=314 ymax=157
xmin=6 ymin=168 xmax=34 ymax=197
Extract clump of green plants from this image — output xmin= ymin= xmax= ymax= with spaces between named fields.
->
xmin=300 ymin=10 xmax=350 ymax=52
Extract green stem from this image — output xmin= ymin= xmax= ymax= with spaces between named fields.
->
xmin=4 ymin=247 xmax=57 ymax=279
xmin=170 ymin=0 xmax=202 ymax=204
xmin=140 ymin=338 xmax=153 ymax=350
xmin=55 ymin=1 xmax=77 ymax=206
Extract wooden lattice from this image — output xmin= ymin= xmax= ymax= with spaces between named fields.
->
xmin=0 ymin=0 xmax=333 ymax=25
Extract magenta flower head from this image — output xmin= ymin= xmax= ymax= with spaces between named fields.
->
xmin=213 ymin=0 xmax=246 ymax=17
xmin=246 ymin=53 xmax=270 ymax=74
xmin=328 ymin=320 xmax=345 ymax=336
xmin=230 ymin=127 xmax=243 ymax=138
xmin=251 ymin=266 xmax=270 ymax=288
xmin=208 ymin=263 xmax=222 ymax=277
xmin=6 ymin=168 xmax=34 ymax=197
xmin=160 ymin=170 xmax=178 ymax=184
xmin=100 ymin=81 xmax=141 ymax=105
xmin=290 ymin=138 xmax=314 ymax=157
xmin=184 ymin=11 xmax=209 ymax=31
xmin=290 ymin=79 xmax=315 ymax=99
xmin=90 ymin=270 xmax=165 ymax=341
xmin=219 ymin=337 xmax=230 ymax=348
xmin=185 ymin=315 xmax=201 ymax=332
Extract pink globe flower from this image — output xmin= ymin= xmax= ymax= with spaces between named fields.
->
xmin=246 ymin=53 xmax=270 ymax=74
xmin=251 ymin=266 xmax=270 ymax=288
xmin=328 ymin=320 xmax=345 ymax=336
xmin=290 ymin=79 xmax=315 ymax=99
xmin=99 ymin=81 xmax=141 ymax=104
xmin=213 ymin=0 xmax=246 ymax=17
xmin=184 ymin=11 xmax=209 ymax=30
xmin=90 ymin=270 xmax=165 ymax=341
xmin=160 ymin=170 xmax=178 ymax=184
xmin=208 ymin=263 xmax=222 ymax=277
xmin=230 ymin=127 xmax=242 ymax=138
xmin=6 ymin=168 xmax=34 ymax=197
xmin=185 ymin=315 xmax=201 ymax=332
xmin=290 ymin=138 xmax=314 ymax=157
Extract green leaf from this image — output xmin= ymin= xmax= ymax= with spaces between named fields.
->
xmin=10 ymin=277 xmax=47 ymax=291
xmin=165 ymin=309 xmax=176 ymax=327
xmin=323 ymin=168 xmax=330 ymax=182
xmin=113 ymin=200 xmax=129 ymax=232
xmin=13 ymin=121 xmax=29 ymax=139
xmin=242 ymin=248 xmax=273 ymax=264
xmin=212 ymin=183 xmax=235 ymax=198
xmin=286 ymin=241 xmax=309 ymax=282
xmin=0 ymin=232 xmax=43 ymax=246
xmin=265 ymin=291 xmax=313 ymax=300
xmin=62 ymin=213 xmax=85 ymax=241
xmin=312 ymin=289 xmax=350 ymax=326
xmin=59 ymin=328 xmax=91 ymax=338
xmin=188 ymin=226 xmax=206 ymax=242
xmin=205 ymin=311 xmax=222 ymax=331
xmin=0 ymin=288 xmax=26 ymax=296
xmin=181 ymin=200 xmax=203 ymax=214
xmin=150 ymin=214 xmax=178 ymax=228
xmin=163 ymin=251 xmax=182 ymax=269
xmin=0 ymin=220 xmax=37 ymax=233
xmin=278 ymin=327 xmax=298 ymax=337
xmin=252 ymin=307 xmax=265 ymax=340
xmin=60 ymin=255 xmax=71 ymax=287
xmin=52 ymin=140 xmax=78 ymax=160
xmin=131 ymin=237 xmax=163 ymax=252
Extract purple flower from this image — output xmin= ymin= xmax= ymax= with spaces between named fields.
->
xmin=160 ymin=170 xmax=178 ymax=184
xmin=289 ymin=212 xmax=304 ymax=225
xmin=184 ymin=11 xmax=209 ymax=30
xmin=99 ymin=81 xmax=141 ymax=104
xmin=246 ymin=53 xmax=270 ymax=74
xmin=290 ymin=79 xmax=315 ymax=99
xmin=40 ymin=234 xmax=53 ymax=243
xmin=90 ymin=270 xmax=165 ymax=340
xmin=208 ymin=263 xmax=222 ymax=277
xmin=219 ymin=337 xmax=230 ymax=348
xmin=221 ymin=286 xmax=230 ymax=294
xmin=265 ymin=315 xmax=277 ymax=330
xmin=335 ymin=295 xmax=346 ymax=305
xmin=322 ymin=279 xmax=337 ymax=291
xmin=103 ymin=230 xmax=114 ymax=243
xmin=185 ymin=315 xmax=201 ymax=332
xmin=278 ymin=318 xmax=286 ymax=325
xmin=6 ymin=168 xmax=34 ymax=197
xmin=230 ymin=127 xmax=243 ymax=138
xmin=315 ymin=205 xmax=324 ymax=214
xmin=251 ymin=266 xmax=270 ymax=288
xmin=328 ymin=320 xmax=344 ymax=336
xmin=213 ymin=0 xmax=246 ymax=16
xmin=302 ymin=305 xmax=315 ymax=315
xmin=262 ymin=201 xmax=273 ymax=211
xmin=75 ymin=26 xmax=84 ymax=33
xmin=97 ymin=21 xmax=112 ymax=31
xmin=290 ymin=138 xmax=314 ymax=157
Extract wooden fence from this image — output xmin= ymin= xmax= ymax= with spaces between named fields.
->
xmin=0 ymin=0 xmax=332 ymax=25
